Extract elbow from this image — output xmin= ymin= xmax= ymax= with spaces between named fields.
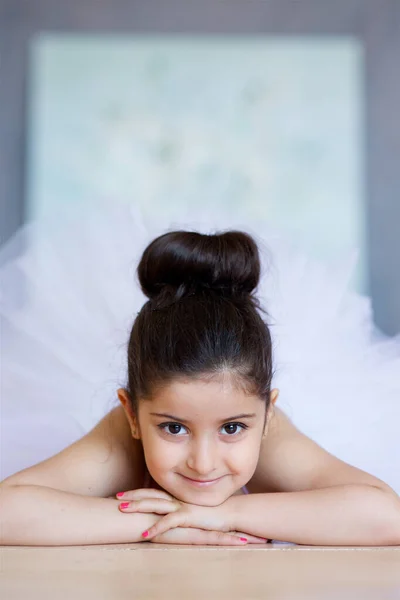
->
xmin=0 ymin=485 xmax=29 ymax=545
xmin=0 ymin=487 xmax=15 ymax=545
xmin=380 ymin=522 xmax=400 ymax=546
xmin=384 ymin=516 xmax=400 ymax=546
xmin=375 ymin=490 xmax=400 ymax=546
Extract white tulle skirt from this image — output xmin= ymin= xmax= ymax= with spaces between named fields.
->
xmin=1 ymin=202 xmax=399 ymax=494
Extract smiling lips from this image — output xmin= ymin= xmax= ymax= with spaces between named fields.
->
xmin=179 ymin=474 xmax=224 ymax=487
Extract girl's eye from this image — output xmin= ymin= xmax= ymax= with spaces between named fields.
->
xmin=159 ymin=423 xmax=188 ymax=436
xmin=220 ymin=422 xmax=247 ymax=436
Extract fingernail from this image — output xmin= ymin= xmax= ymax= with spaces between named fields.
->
xmin=119 ymin=502 xmax=130 ymax=509
xmin=142 ymin=530 xmax=149 ymax=538
xmin=240 ymin=537 xmax=247 ymax=542
xmin=116 ymin=492 xmax=124 ymax=498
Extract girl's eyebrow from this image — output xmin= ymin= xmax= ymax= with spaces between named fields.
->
xmin=150 ymin=412 xmax=257 ymax=423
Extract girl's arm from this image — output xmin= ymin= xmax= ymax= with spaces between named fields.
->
xmin=0 ymin=484 xmax=160 ymax=546
xmin=226 ymin=485 xmax=400 ymax=546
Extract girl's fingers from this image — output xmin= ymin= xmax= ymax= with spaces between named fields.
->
xmin=230 ymin=532 xmax=268 ymax=544
xmin=142 ymin=512 xmax=184 ymax=539
xmin=204 ymin=531 xmax=248 ymax=546
xmin=118 ymin=499 xmax=179 ymax=515
xmin=116 ymin=488 xmax=173 ymax=502
xmin=151 ymin=528 xmax=248 ymax=546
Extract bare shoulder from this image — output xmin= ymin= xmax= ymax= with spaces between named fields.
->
xmin=247 ymin=405 xmax=397 ymax=496
xmin=1 ymin=405 xmax=145 ymax=498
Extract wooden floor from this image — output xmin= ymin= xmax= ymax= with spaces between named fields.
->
xmin=1 ymin=543 xmax=399 ymax=599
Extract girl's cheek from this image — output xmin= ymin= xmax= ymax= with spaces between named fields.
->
xmin=148 ymin=440 xmax=182 ymax=467
xmin=229 ymin=444 xmax=259 ymax=473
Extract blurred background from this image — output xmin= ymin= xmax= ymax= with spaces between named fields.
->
xmin=0 ymin=0 xmax=399 ymax=335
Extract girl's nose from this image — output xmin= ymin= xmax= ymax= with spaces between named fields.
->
xmin=186 ymin=438 xmax=216 ymax=477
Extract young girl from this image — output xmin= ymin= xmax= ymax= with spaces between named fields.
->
xmin=1 ymin=214 xmax=400 ymax=547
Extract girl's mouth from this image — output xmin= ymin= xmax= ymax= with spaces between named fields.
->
xmin=179 ymin=474 xmax=224 ymax=487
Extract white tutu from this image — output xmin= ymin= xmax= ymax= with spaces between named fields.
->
xmin=1 ymin=201 xmax=399 ymax=494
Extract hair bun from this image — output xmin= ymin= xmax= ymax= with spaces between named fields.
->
xmin=138 ymin=230 xmax=260 ymax=303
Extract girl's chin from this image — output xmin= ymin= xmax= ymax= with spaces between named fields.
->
xmin=177 ymin=493 xmax=230 ymax=507
xmin=166 ymin=485 xmax=241 ymax=507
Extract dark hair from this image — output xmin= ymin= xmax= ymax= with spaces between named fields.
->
xmin=126 ymin=230 xmax=273 ymax=411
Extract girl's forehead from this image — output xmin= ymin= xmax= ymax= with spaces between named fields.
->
xmin=144 ymin=375 xmax=263 ymax=419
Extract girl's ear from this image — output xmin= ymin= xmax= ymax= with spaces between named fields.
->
xmin=117 ymin=388 xmax=141 ymax=439
xmin=270 ymin=388 xmax=279 ymax=406
xmin=263 ymin=389 xmax=279 ymax=437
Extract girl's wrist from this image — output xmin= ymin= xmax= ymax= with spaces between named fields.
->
xmin=223 ymin=495 xmax=242 ymax=532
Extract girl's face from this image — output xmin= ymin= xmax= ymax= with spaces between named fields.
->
xmin=119 ymin=375 xmax=277 ymax=507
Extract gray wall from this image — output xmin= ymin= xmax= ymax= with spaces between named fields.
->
xmin=1 ymin=0 xmax=399 ymax=335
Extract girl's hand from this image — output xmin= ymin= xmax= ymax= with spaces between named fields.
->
xmin=116 ymin=488 xmax=181 ymax=514
xmin=116 ymin=489 xmax=249 ymax=542
xmin=117 ymin=488 xmax=267 ymax=546
xmin=117 ymin=488 xmax=227 ymax=533
xmin=151 ymin=527 xmax=267 ymax=545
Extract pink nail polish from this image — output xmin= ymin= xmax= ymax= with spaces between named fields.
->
xmin=116 ymin=492 xmax=124 ymax=498
xmin=240 ymin=537 xmax=247 ymax=542
xmin=120 ymin=502 xmax=130 ymax=509
xmin=142 ymin=530 xmax=149 ymax=538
